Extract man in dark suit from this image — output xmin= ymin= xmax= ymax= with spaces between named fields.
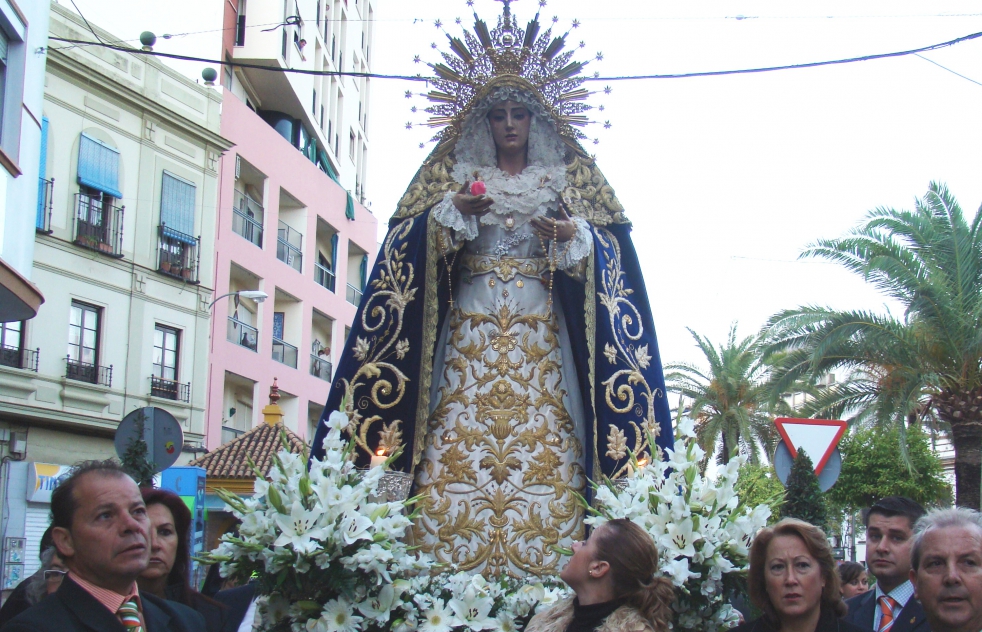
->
xmin=1 ymin=460 xmax=205 ymax=632
xmin=843 ymin=496 xmax=929 ymax=632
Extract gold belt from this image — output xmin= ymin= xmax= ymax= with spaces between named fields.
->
xmin=460 ymin=255 xmax=549 ymax=283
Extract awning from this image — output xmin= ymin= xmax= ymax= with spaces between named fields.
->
xmin=0 ymin=257 xmax=44 ymax=322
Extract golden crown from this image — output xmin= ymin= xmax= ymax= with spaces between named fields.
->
xmin=408 ymin=0 xmax=610 ymax=147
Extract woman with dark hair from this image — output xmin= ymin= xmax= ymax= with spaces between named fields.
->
xmin=836 ymin=562 xmax=868 ymax=600
xmin=526 ymin=519 xmax=675 ymax=632
xmin=139 ymin=488 xmax=226 ymax=632
xmin=733 ymin=518 xmax=864 ymax=632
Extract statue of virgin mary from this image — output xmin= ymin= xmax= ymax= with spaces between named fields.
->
xmin=310 ymin=2 xmax=674 ymax=578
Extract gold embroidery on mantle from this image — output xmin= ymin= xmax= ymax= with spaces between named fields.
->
xmin=414 ymin=300 xmax=585 ymax=577
xmin=594 ymin=227 xmax=663 ymax=478
xmin=338 ymin=218 xmax=417 ymax=459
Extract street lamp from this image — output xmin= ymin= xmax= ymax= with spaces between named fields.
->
xmin=208 ymin=290 xmax=268 ymax=310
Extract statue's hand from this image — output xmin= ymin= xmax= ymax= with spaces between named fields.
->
xmin=531 ymin=201 xmax=576 ymax=242
xmin=453 ymin=181 xmax=494 ymax=217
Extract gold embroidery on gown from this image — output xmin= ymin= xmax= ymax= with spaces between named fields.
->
xmin=414 ymin=232 xmax=586 ymax=576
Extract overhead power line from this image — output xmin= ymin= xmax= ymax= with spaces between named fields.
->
xmin=48 ymin=29 xmax=982 ymax=84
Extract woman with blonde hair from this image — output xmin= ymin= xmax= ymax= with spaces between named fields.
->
xmin=733 ymin=518 xmax=864 ymax=632
xmin=527 ymin=519 xmax=675 ymax=632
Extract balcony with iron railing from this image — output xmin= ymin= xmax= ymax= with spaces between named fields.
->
xmin=346 ymin=283 xmax=363 ymax=306
xmin=227 ymin=317 xmax=259 ymax=352
xmin=272 ymin=337 xmax=298 ymax=368
xmin=36 ymin=177 xmax=54 ymax=234
xmin=277 ymin=221 xmax=303 ymax=273
xmin=314 ymin=262 xmax=336 ymax=292
xmin=157 ymin=225 xmax=201 ymax=284
xmin=73 ymin=193 xmax=124 ymax=257
xmin=232 ymin=192 xmax=264 ymax=247
xmin=310 ymin=354 xmax=332 ymax=382
xmin=65 ymin=356 xmax=112 ymax=387
xmin=0 ymin=346 xmax=38 ymax=372
xmin=150 ymin=376 xmax=191 ymax=402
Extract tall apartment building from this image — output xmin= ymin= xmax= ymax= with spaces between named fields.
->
xmin=206 ymin=0 xmax=377 ymax=448
xmin=221 ymin=0 xmax=372 ymax=199
xmin=0 ymin=5 xmax=230 ymax=572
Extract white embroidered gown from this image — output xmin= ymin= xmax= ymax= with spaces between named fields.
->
xmin=412 ymin=163 xmax=593 ymax=577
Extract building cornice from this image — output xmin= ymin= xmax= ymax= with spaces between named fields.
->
xmin=45 ymin=50 xmax=234 ymax=153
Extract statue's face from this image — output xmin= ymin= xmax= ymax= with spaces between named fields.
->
xmin=488 ymin=101 xmax=531 ymax=155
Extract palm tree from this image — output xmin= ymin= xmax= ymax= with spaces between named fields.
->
xmin=765 ymin=182 xmax=982 ymax=509
xmin=665 ymin=324 xmax=779 ymax=466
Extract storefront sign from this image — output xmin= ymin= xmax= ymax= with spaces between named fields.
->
xmin=26 ymin=463 xmax=70 ymax=503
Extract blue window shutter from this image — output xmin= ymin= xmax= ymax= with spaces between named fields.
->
xmin=345 ymin=191 xmax=355 ymax=220
xmin=37 ymin=118 xmax=49 ymax=228
xmin=160 ymin=171 xmax=197 ymax=243
xmin=77 ymin=134 xmax=122 ymax=198
xmin=39 ymin=117 xmax=48 ymax=180
xmin=330 ymin=233 xmax=338 ymax=271
xmin=360 ymin=254 xmax=368 ymax=289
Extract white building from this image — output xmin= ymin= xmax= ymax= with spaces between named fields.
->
xmin=0 ymin=4 xmax=232 ymax=584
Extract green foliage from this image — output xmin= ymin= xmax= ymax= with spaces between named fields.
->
xmin=120 ymin=412 xmax=156 ymax=488
xmin=665 ymin=324 xmax=779 ymax=465
xmin=764 ymin=182 xmax=982 ymax=508
xmin=826 ymin=424 xmax=951 ymax=511
xmin=734 ymin=462 xmax=785 ymax=524
xmin=780 ymin=449 xmax=829 ymax=533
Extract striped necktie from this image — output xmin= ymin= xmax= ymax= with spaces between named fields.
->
xmin=877 ymin=595 xmax=898 ymax=632
xmin=117 ymin=598 xmax=143 ymax=632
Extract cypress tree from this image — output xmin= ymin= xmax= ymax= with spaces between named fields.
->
xmin=780 ymin=449 xmax=829 ymax=533
xmin=120 ymin=411 xmax=156 ymax=488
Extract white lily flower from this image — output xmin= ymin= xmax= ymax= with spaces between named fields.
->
xmin=340 ymin=511 xmax=374 ymax=545
xmin=273 ymin=501 xmax=329 ymax=555
xmin=660 ymin=518 xmax=699 ymax=558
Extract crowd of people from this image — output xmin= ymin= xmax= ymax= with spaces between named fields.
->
xmin=0 ymin=460 xmax=980 ymax=632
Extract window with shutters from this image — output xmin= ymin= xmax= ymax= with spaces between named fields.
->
xmin=74 ymin=135 xmax=124 ymax=256
xmin=157 ymin=171 xmax=200 ymax=283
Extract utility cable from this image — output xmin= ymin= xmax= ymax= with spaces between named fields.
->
xmin=48 ymin=28 xmax=982 ymax=84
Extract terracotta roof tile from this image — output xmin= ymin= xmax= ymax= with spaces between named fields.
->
xmin=189 ymin=422 xmax=306 ymax=479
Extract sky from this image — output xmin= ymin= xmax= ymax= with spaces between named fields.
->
xmin=64 ymin=0 xmax=982 ymax=372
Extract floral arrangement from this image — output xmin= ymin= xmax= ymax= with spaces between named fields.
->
xmin=200 ymin=411 xmax=565 ymax=632
xmin=586 ymin=419 xmax=772 ymax=632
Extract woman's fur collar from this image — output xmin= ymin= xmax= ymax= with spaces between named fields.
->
xmin=525 ymin=597 xmax=657 ymax=632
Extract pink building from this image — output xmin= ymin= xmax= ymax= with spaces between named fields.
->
xmin=206 ymin=93 xmax=377 ymax=448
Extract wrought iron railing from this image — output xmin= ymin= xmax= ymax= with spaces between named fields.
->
xmin=272 ymin=337 xmax=298 ymax=368
xmin=0 ymin=346 xmax=38 ymax=371
xmin=310 ymin=354 xmax=332 ymax=381
xmin=157 ymin=225 xmax=201 ymax=284
xmin=232 ymin=193 xmax=264 ymax=247
xmin=346 ymin=283 xmax=363 ymax=306
xmin=74 ymin=193 xmax=124 ymax=257
xmin=65 ymin=356 xmax=112 ymax=386
xmin=36 ymin=177 xmax=54 ymax=233
xmin=314 ymin=262 xmax=336 ymax=292
xmin=227 ymin=317 xmax=259 ymax=352
xmin=277 ymin=220 xmax=303 ymax=273
xmin=150 ymin=376 xmax=191 ymax=402
xmin=221 ymin=426 xmax=246 ymax=444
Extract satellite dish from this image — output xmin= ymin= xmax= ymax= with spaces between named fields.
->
xmin=115 ymin=407 xmax=184 ymax=473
